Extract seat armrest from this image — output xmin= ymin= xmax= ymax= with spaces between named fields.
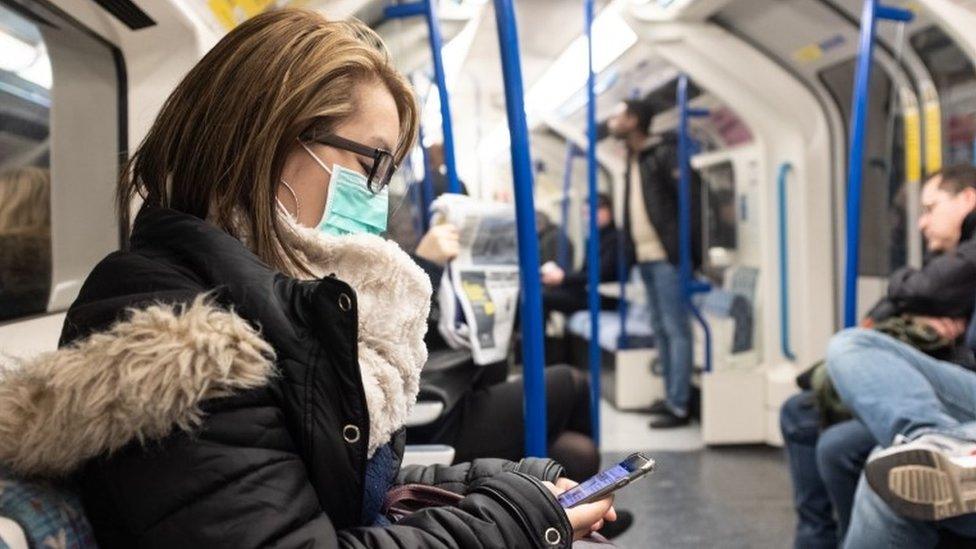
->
xmin=0 ymin=517 xmax=28 ymax=549
xmin=401 ymin=445 xmax=456 ymax=467
xmin=406 ymin=401 xmax=445 ymax=427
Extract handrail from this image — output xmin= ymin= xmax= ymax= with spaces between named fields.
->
xmin=843 ymin=0 xmax=913 ymax=327
xmin=778 ymin=162 xmax=797 ymax=361
xmin=584 ymin=0 xmax=601 ymax=444
xmin=385 ymin=1 xmax=461 ymax=195
xmin=492 ymin=0 xmax=548 ymax=457
xmin=677 ymin=74 xmax=713 ymax=373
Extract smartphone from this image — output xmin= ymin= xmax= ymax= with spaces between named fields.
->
xmin=556 ymin=452 xmax=656 ymax=508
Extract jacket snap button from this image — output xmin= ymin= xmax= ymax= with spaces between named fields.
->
xmin=342 ymin=424 xmax=361 ymax=443
xmin=544 ymin=527 xmax=561 ymax=545
xmin=338 ymin=293 xmax=352 ymax=312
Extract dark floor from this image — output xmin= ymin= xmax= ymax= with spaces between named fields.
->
xmin=603 ymin=446 xmax=795 ymax=549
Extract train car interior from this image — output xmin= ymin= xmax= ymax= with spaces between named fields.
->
xmin=2 ymin=0 xmax=976 ymax=547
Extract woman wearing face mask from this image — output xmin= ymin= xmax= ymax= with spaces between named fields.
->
xmin=0 ymin=9 xmax=617 ymax=548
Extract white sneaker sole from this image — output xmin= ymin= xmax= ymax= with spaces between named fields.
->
xmin=866 ymin=447 xmax=976 ymax=521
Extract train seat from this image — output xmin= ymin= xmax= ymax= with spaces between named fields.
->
xmin=0 ymin=468 xmax=94 ymax=549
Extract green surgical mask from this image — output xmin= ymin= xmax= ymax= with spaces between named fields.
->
xmin=300 ymin=141 xmax=388 ymax=237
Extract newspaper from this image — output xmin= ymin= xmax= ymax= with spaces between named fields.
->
xmin=432 ymin=194 xmax=520 ymax=365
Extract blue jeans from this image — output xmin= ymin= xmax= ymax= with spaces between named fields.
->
xmin=639 ymin=261 xmax=692 ymax=416
xmin=816 ymin=419 xmax=874 ymax=539
xmin=826 ymin=328 xmax=976 ymax=548
xmin=781 ymin=393 xmax=875 ymax=548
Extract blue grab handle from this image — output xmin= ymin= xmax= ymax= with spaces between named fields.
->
xmin=677 ymin=75 xmax=713 ymax=373
xmin=778 ymin=163 xmax=797 ymax=361
xmin=584 ymin=0 xmax=602 ymax=445
xmin=384 ymin=1 xmax=461 ymax=194
xmin=844 ymin=0 xmax=914 ymax=327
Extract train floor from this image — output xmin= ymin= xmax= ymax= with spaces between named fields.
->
xmin=599 ymin=401 xmax=795 ymax=548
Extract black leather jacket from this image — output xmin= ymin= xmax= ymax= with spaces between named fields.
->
xmin=53 ymin=208 xmax=571 ymax=548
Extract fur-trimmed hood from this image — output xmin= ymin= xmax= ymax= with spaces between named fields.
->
xmin=0 ymin=212 xmax=431 ymax=477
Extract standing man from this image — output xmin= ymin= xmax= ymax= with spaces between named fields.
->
xmin=607 ymin=99 xmax=702 ymax=429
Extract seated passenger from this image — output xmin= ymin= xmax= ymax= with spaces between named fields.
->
xmin=783 ymin=165 xmax=976 ymax=548
xmin=0 ymin=10 xmax=616 ymax=547
xmin=0 ymin=166 xmax=52 ymax=321
xmin=406 ymin=216 xmax=602 ymax=484
xmin=540 ymin=193 xmax=632 ymax=320
xmin=825 ymin=165 xmax=976 ymax=548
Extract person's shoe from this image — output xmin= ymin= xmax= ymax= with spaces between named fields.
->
xmin=646 ymin=399 xmax=670 ymax=415
xmin=865 ymin=433 xmax=976 ymax=521
xmin=649 ymin=412 xmax=690 ymax=429
xmin=597 ymin=509 xmax=633 ymax=540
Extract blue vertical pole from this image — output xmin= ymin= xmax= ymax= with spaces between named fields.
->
xmin=778 ymin=163 xmax=797 ymax=361
xmin=557 ymin=143 xmax=577 ymax=270
xmin=677 ymin=75 xmax=713 ymax=372
xmin=585 ymin=0 xmax=601 ymax=445
xmin=418 ymin=123 xmax=434 ymax=232
xmin=843 ymin=0 xmax=913 ymax=327
xmin=492 ymin=0 xmax=547 ymax=457
xmin=385 ymin=1 xmax=460 ymax=194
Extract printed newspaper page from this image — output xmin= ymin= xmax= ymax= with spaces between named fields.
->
xmin=433 ymin=194 xmax=520 ymax=365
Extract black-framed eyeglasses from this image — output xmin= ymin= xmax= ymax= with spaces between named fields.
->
xmin=303 ymin=132 xmax=397 ymax=192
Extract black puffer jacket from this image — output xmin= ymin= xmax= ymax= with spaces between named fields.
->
xmin=0 ymin=208 xmax=573 ymax=548
xmin=623 ymin=133 xmax=703 ymax=269
xmin=870 ymin=213 xmax=976 ymax=322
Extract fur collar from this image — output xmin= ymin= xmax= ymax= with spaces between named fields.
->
xmin=0 ymin=297 xmax=275 ymax=477
xmin=276 ymin=219 xmax=431 ymax=457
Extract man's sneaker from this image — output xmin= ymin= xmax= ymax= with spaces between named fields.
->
xmin=649 ymin=412 xmax=690 ymax=429
xmin=646 ymin=400 xmax=670 ymax=416
xmin=865 ymin=433 xmax=976 ymax=521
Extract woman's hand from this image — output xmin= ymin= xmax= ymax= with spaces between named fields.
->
xmin=543 ymin=479 xmax=617 ymax=540
xmin=415 ymin=223 xmax=460 ymax=266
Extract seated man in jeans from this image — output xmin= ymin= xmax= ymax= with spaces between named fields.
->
xmin=783 ymin=164 xmax=976 ymax=548
xmin=826 ymin=325 xmax=976 ymax=548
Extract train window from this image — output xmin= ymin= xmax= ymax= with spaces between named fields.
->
xmin=0 ymin=1 xmax=123 ymax=323
xmin=700 ymin=161 xmax=737 ymax=281
xmin=819 ymin=59 xmax=907 ymax=277
xmin=0 ymin=3 xmax=51 ymax=322
xmin=911 ymin=26 xmax=976 ymax=167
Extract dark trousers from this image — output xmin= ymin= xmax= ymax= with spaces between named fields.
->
xmin=780 ymin=392 xmax=875 ymax=548
xmin=407 ymin=365 xmax=598 ymax=480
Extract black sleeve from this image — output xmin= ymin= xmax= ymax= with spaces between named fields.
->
xmin=886 ymin=239 xmax=976 ymax=318
xmin=396 ymin=457 xmax=565 ymax=495
xmin=338 ymin=472 xmax=573 ymax=548
xmin=411 ymin=253 xmax=444 ymax=292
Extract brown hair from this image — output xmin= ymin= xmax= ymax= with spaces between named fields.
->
xmin=118 ymin=9 xmax=419 ymax=275
xmin=0 ymin=167 xmax=50 ymax=233
xmin=931 ymin=164 xmax=976 ymax=196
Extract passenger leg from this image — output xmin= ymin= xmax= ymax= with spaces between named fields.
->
xmin=446 ymin=365 xmax=598 ymax=480
xmin=780 ymin=392 xmax=838 ymax=549
xmin=542 ymin=286 xmax=587 ymax=317
xmin=815 ymin=419 xmax=875 ymax=538
xmin=825 ymin=328 xmax=976 ymax=445
xmin=647 ymin=260 xmax=692 ymax=421
xmin=639 ymin=262 xmax=671 ymax=389
xmin=844 ymin=475 xmax=940 ymax=549
xmin=827 ymin=328 xmax=976 ymax=530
